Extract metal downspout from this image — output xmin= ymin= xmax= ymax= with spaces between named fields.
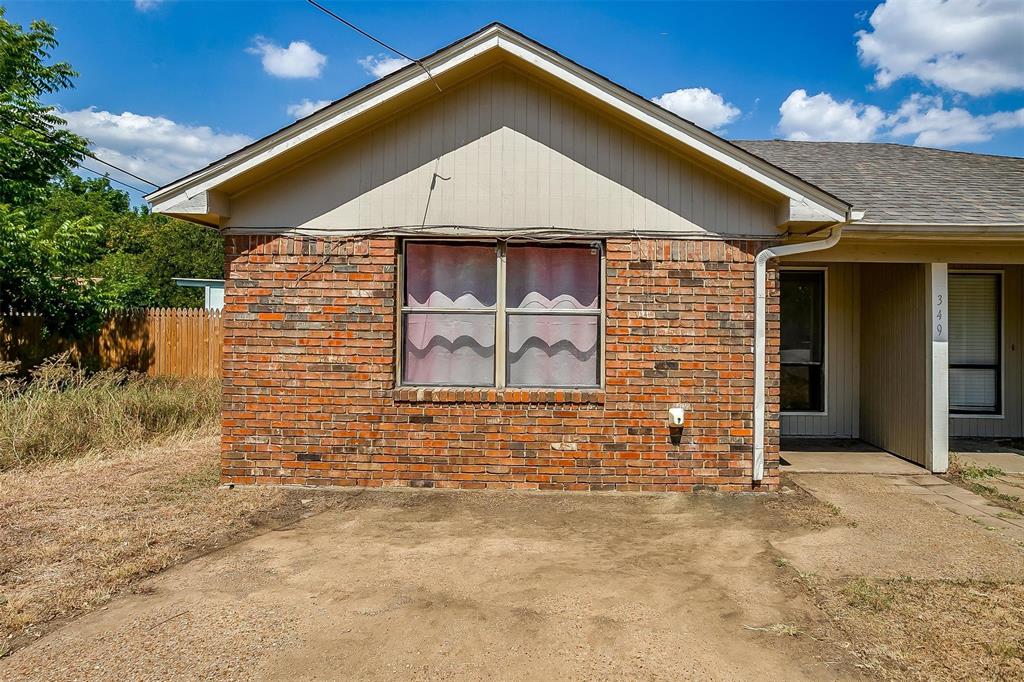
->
xmin=752 ymin=222 xmax=848 ymax=483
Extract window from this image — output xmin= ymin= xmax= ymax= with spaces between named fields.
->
xmin=400 ymin=241 xmax=602 ymax=388
xmin=780 ymin=270 xmax=825 ymax=413
xmin=949 ymin=272 xmax=1001 ymax=415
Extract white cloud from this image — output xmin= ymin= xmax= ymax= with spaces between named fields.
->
xmin=247 ymin=37 xmax=326 ymax=79
xmin=286 ymin=98 xmax=332 ymax=119
xmin=134 ymin=0 xmax=162 ymax=10
xmin=651 ymin=87 xmax=741 ymax=131
xmin=777 ymin=89 xmax=887 ymax=142
xmin=61 ymin=108 xmax=253 ymax=187
xmin=856 ymin=0 xmax=1024 ymax=96
xmin=358 ymin=54 xmax=412 ymax=79
xmin=887 ymin=94 xmax=1024 ymax=146
xmin=776 ymin=89 xmax=1024 ymax=147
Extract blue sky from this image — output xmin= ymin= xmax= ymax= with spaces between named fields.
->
xmin=5 ymin=0 xmax=1024 ymax=201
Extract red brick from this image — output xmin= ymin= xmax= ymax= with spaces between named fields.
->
xmin=221 ymin=236 xmax=781 ymax=492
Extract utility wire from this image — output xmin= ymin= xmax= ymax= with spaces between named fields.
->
xmin=78 ymin=164 xmax=151 ymax=194
xmin=305 ymin=0 xmax=443 ymax=93
xmin=1 ymin=109 xmax=161 ymax=188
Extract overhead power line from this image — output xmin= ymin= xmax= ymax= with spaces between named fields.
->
xmin=77 ymin=163 xmax=151 ymax=194
xmin=1 ymin=108 xmax=161 ymax=188
xmin=305 ymin=0 xmax=443 ymax=93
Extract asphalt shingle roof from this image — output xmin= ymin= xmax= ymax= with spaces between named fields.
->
xmin=733 ymin=140 xmax=1024 ymax=225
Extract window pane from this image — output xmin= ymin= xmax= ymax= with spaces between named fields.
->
xmin=405 ymin=243 xmax=496 ymax=308
xmin=507 ymin=314 xmax=598 ymax=387
xmin=404 ymin=313 xmax=495 ymax=386
xmin=949 ymin=274 xmax=999 ymax=365
xmin=781 ymin=364 xmax=824 ymax=412
xmin=950 ymin=368 xmax=998 ymax=413
xmin=780 ymin=271 xmax=824 ymax=364
xmin=506 ymin=245 xmax=600 ymax=310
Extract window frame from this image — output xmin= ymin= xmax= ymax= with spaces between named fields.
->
xmin=779 ymin=266 xmax=828 ymax=416
xmin=948 ymin=269 xmax=1004 ymax=418
xmin=396 ymin=239 xmax=605 ymax=390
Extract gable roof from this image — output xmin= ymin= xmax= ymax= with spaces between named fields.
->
xmin=146 ymin=23 xmax=849 ymax=228
xmin=734 ymin=140 xmax=1024 ymax=227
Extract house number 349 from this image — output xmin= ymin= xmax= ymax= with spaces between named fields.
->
xmin=933 ymin=292 xmax=948 ymax=342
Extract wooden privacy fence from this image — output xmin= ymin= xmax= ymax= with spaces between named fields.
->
xmin=0 ymin=308 xmax=224 ymax=378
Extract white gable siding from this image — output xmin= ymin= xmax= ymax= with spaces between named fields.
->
xmin=227 ymin=66 xmax=779 ymax=235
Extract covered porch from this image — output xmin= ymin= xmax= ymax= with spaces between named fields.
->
xmin=778 ymin=243 xmax=1024 ymax=473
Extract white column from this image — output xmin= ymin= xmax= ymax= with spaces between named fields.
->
xmin=926 ymin=262 xmax=949 ymax=472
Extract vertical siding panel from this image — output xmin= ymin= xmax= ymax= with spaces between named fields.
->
xmin=228 ymin=65 xmax=780 ymax=235
xmin=860 ymin=263 xmax=929 ymax=465
xmin=596 ymin=110 xmax=611 ymax=230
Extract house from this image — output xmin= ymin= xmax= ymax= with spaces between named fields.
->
xmin=172 ymin=277 xmax=225 ymax=309
xmin=146 ymin=24 xmax=1023 ymax=491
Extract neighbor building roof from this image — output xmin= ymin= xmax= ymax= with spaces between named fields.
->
xmin=733 ymin=140 xmax=1024 ymax=226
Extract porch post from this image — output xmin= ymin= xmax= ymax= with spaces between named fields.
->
xmin=926 ymin=262 xmax=949 ymax=472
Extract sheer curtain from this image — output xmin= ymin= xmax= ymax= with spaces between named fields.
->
xmin=506 ymin=245 xmax=600 ymax=387
xmin=403 ymin=243 xmax=496 ymax=386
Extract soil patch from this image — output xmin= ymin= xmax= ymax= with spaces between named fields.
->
xmin=0 ymin=430 xmax=341 ymax=655
xmin=3 ymin=487 xmax=856 ymax=681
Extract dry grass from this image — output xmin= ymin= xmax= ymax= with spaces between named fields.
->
xmin=777 ymin=475 xmax=1024 ymax=681
xmin=766 ymin=475 xmax=853 ymax=530
xmin=804 ymin=576 xmax=1024 ymax=681
xmin=0 ymin=354 xmax=220 ymax=471
xmin=0 ymin=429 xmax=339 ymax=655
xmin=945 ymin=455 xmax=1024 ymax=516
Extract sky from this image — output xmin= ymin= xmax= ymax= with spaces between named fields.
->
xmin=5 ymin=0 xmax=1024 ymax=203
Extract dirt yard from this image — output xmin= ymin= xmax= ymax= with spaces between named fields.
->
xmin=0 ymin=430 xmax=342 ymax=653
xmin=2 ymin=440 xmax=1023 ymax=681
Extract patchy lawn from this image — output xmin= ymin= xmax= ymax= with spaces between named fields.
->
xmin=804 ymin=575 xmax=1024 ymax=681
xmin=0 ymin=429 xmax=340 ymax=655
xmin=778 ymin=474 xmax=1024 ymax=681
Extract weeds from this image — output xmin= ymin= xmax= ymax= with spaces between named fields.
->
xmin=843 ymin=578 xmax=894 ymax=612
xmin=948 ymin=455 xmax=1005 ymax=480
xmin=0 ymin=353 xmax=219 ymax=471
xmin=945 ymin=455 xmax=1024 ymax=516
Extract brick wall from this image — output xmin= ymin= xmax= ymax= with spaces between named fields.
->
xmin=222 ymin=235 xmax=781 ymax=492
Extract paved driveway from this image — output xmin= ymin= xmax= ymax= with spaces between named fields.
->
xmin=2 ymin=489 xmax=840 ymax=681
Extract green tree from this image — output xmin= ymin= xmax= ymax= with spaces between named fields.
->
xmin=0 ymin=204 xmax=105 ymax=336
xmin=0 ymin=9 xmax=223 ymax=338
xmin=29 ymin=175 xmax=224 ymax=309
xmin=0 ymin=8 xmax=87 ymax=206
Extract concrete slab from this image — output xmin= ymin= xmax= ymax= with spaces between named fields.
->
xmin=781 ymin=442 xmax=927 ymax=475
xmin=953 ymin=451 xmax=1024 ymax=474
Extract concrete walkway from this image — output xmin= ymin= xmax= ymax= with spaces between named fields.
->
xmin=781 ymin=440 xmax=926 ymax=475
xmin=951 ymin=438 xmax=1024 ymax=474
xmin=885 ymin=473 xmax=1024 ymax=542
xmin=783 ymin=439 xmax=1024 ymax=543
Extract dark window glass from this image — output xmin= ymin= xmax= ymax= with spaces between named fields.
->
xmin=780 ymin=271 xmax=825 ymax=412
xmin=949 ymin=273 xmax=1001 ymax=414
